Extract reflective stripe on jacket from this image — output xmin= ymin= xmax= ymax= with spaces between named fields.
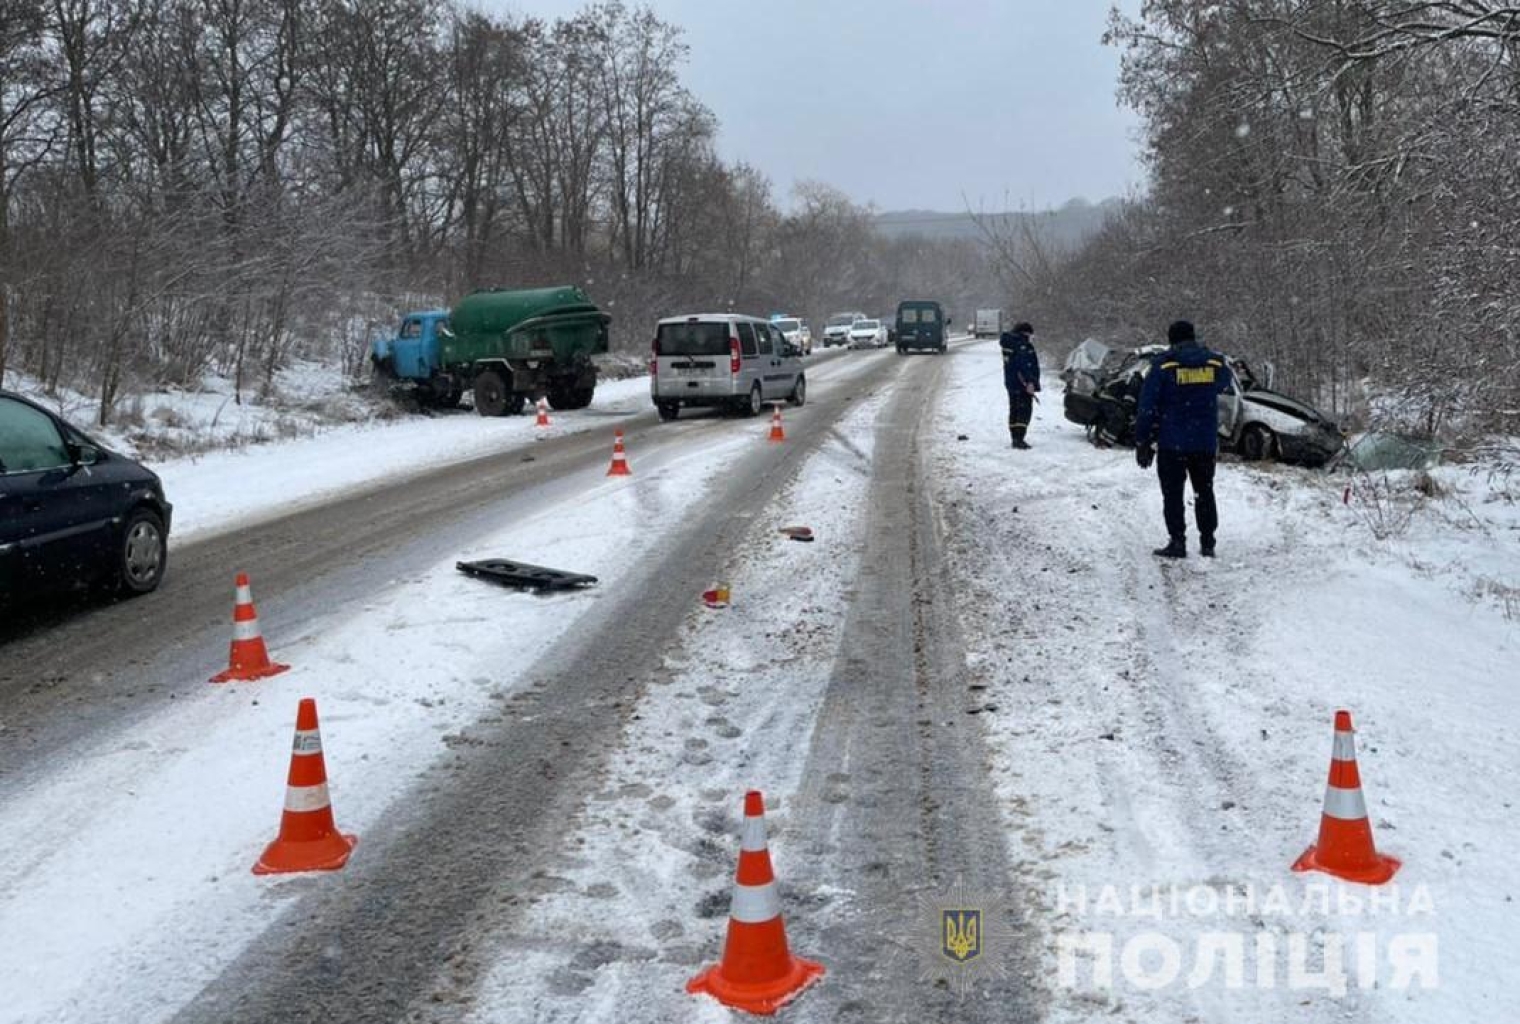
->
xmin=1134 ymin=342 xmax=1232 ymax=452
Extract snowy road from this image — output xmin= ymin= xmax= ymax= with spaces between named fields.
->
xmin=3 ymin=338 xmax=1516 ymax=1024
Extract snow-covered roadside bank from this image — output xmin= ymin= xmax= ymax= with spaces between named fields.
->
xmin=0 ymin=428 xmax=758 ymax=1024
xmin=456 ymin=389 xmax=891 ymax=1022
xmin=929 ymin=341 xmax=1519 ymax=1022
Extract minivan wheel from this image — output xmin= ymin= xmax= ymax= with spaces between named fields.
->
xmin=746 ymin=383 xmax=763 ymax=416
xmin=790 ymin=376 xmax=807 ymax=407
xmin=657 ymin=401 xmax=680 ymax=421
xmin=118 ymin=507 xmax=167 ymax=596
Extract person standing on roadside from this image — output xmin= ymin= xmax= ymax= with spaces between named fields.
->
xmin=1000 ymin=322 xmax=1040 ymax=450
xmin=1133 ymin=320 xmax=1233 ymax=558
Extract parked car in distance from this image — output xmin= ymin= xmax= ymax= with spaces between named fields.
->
xmin=0 ymin=390 xmax=173 ymax=605
xmin=895 ymin=300 xmax=949 ymax=354
xmin=769 ymin=315 xmax=813 ymax=356
xmin=847 ymin=318 xmax=888 ymax=349
xmin=1060 ymin=340 xmax=1344 ymax=465
xmin=651 ymin=314 xmax=807 ymax=421
xmin=822 ymin=311 xmax=867 ymax=347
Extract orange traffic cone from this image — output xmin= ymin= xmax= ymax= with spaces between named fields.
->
xmin=702 ymin=583 xmax=731 ymax=609
xmin=535 ymin=397 xmax=551 ymax=428
xmin=254 ymin=697 xmax=357 ymax=875
xmin=768 ymin=405 xmax=786 ymax=443
xmin=607 ymin=429 xmax=632 ymax=476
xmin=1293 ymin=709 xmax=1400 ymax=885
xmin=210 ymin=573 xmax=290 ymax=683
xmin=688 ymin=790 xmax=824 ymax=1014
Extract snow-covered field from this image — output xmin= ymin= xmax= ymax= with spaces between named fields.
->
xmin=932 ymin=343 xmax=1519 ymax=1022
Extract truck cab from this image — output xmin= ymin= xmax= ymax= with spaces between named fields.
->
xmin=371 ymin=310 xmax=460 ymax=406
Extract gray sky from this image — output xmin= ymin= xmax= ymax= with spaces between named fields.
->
xmin=495 ymin=0 xmax=1145 ymax=212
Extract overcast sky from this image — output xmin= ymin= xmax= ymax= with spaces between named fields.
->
xmin=491 ymin=0 xmax=1145 ymax=213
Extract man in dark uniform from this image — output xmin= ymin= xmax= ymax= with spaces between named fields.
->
xmin=1134 ymin=320 xmax=1233 ymax=558
xmin=1000 ymin=323 xmax=1040 ymax=449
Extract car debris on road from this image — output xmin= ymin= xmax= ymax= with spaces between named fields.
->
xmin=456 ymin=559 xmax=599 ymax=591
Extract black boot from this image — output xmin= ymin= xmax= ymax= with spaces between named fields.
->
xmin=1200 ymin=535 xmax=1216 ymax=558
xmin=1153 ymin=536 xmax=1186 ymax=559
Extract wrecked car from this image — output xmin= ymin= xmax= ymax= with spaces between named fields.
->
xmin=1061 ymin=339 xmax=1344 ymax=466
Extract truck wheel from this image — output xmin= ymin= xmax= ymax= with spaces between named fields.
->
xmin=473 ymin=371 xmax=509 ymax=417
xmin=1241 ymin=424 xmax=1275 ymax=461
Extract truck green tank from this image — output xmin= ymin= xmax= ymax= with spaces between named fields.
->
xmin=372 ymin=285 xmax=612 ymax=416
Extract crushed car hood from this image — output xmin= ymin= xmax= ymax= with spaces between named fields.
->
xmin=1240 ymin=388 xmax=1333 ymax=427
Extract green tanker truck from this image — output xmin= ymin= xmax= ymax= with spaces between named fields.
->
xmin=371 ymin=286 xmax=612 ymax=416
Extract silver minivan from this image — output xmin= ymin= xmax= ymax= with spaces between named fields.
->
xmin=651 ymin=314 xmax=807 ymax=420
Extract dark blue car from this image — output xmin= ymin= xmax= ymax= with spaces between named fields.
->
xmin=0 ymin=390 xmax=172 ymax=604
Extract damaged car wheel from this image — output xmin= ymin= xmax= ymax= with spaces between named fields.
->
xmin=1240 ymin=424 xmax=1275 ymax=461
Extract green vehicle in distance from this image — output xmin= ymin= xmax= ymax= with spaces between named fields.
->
xmin=895 ymin=300 xmax=950 ymax=354
xmin=372 ymin=285 xmax=611 ymax=416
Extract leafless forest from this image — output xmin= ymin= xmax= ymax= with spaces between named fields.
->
xmin=4 ymin=1 xmax=1516 ymax=441
xmin=0 ymin=0 xmax=996 ymax=424
xmin=1014 ymin=1 xmax=1520 ymax=438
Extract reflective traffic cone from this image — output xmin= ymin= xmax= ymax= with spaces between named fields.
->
xmin=535 ymin=397 xmax=551 ymax=428
xmin=1293 ymin=709 xmax=1401 ymax=885
xmin=607 ymin=429 xmax=632 ymax=476
xmin=210 ymin=573 xmax=290 ymax=683
xmin=688 ymin=790 xmax=824 ymax=1014
xmin=768 ymin=405 xmax=786 ymax=443
xmin=254 ymin=698 xmax=357 ymax=875
xmin=702 ymin=583 xmax=731 ymax=609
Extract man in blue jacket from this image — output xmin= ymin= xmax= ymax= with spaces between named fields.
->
xmin=1134 ymin=320 xmax=1233 ymax=558
xmin=1000 ymin=323 xmax=1040 ymax=449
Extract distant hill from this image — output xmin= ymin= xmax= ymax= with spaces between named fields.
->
xmin=873 ymin=198 xmax=1122 ymax=249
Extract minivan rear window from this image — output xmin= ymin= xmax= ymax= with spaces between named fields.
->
xmin=658 ymin=322 xmax=731 ymax=356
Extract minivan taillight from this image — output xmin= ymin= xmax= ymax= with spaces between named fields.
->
xmin=650 ymin=340 xmax=659 ymax=376
xmin=729 ymin=337 xmax=741 ymax=375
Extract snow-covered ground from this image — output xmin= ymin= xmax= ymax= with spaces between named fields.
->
xmin=931 ymin=342 xmax=1519 ymax=1022
xmin=461 ymin=387 xmax=889 ymax=1022
xmin=3 ymin=360 xmax=378 ymax=457
xmin=154 ymin=373 xmax=658 ymax=542
xmin=0 ymin=422 xmax=757 ymax=1023
xmin=4 ymin=338 xmax=1515 ymax=1022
